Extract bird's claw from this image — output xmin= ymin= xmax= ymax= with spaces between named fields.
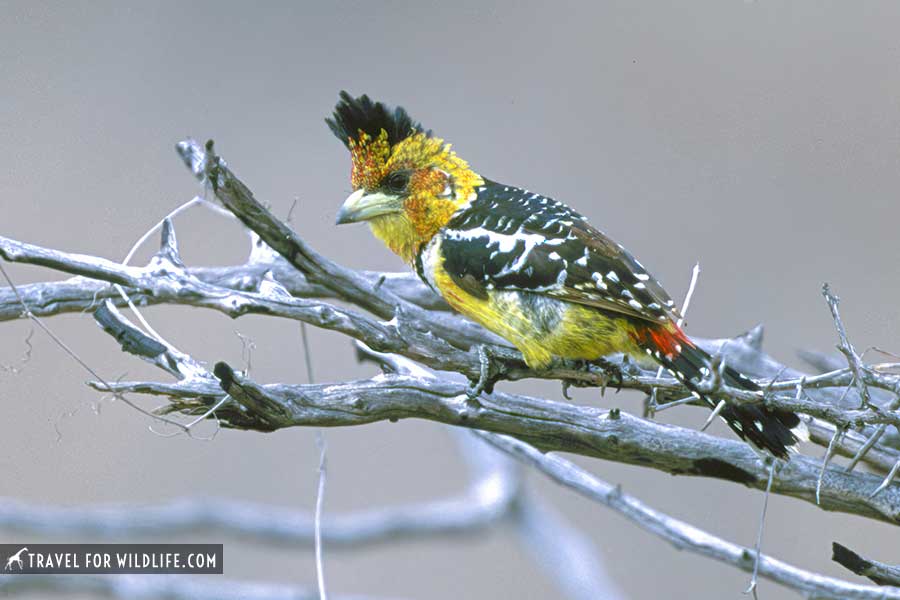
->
xmin=560 ymin=359 xmax=593 ymax=399
xmin=597 ymin=357 xmax=626 ymax=393
xmin=569 ymin=357 xmax=624 ymax=395
xmin=559 ymin=358 xmax=626 ymax=398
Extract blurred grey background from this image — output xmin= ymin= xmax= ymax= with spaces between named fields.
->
xmin=2 ymin=1 xmax=899 ymax=598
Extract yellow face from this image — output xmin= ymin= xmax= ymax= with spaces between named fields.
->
xmin=336 ymin=129 xmax=483 ymax=264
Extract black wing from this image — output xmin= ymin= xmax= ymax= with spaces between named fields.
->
xmin=439 ymin=180 xmax=680 ymax=324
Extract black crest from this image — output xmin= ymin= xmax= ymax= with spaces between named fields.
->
xmin=326 ymin=91 xmax=425 ymax=149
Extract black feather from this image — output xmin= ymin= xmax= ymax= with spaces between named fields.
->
xmin=326 ymin=91 xmax=425 ymax=149
xmin=658 ymin=343 xmax=800 ymax=459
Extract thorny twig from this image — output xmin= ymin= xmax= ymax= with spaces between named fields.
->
xmin=822 ymin=284 xmax=874 ymax=409
xmin=805 ymin=418 xmax=900 ymax=474
xmin=871 ymin=460 xmax=900 ymax=498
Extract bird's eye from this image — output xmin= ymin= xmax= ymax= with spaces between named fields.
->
xmin=384 ymin=171 xmax=411 ymax=194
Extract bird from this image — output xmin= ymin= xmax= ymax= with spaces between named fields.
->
xmin=327 ymin=91 xmax=803 ymax=458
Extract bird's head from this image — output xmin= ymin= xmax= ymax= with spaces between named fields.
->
xmin=328 ymin=91 xmax=483 ymax=263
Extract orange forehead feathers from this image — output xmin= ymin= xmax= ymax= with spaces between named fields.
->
xmin=349 ymin=129 xmax=390 ymax=190
xmin=349 ymin=129 xmax=473 ymax=192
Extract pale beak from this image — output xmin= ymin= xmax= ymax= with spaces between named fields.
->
xmin=335 ymin=189 xmax=403 ymax=225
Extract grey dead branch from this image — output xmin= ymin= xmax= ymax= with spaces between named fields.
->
xmin=0 ymin=138 xmax=899 ymax=598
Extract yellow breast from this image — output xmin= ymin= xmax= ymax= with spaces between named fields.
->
xmin=428 ymin=237 xmax=640 ymax=369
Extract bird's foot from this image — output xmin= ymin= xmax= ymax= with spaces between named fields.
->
xmin=559 ymin=358 xmax=626 ymax=398
xmin=560 ymin=358 xmax=594 ymax=399
xmin=594 ymin=357 xmax=626 ymax=395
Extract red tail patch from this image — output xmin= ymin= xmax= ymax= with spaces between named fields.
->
xmin=633 ymin=324 xmax=692 ymax=358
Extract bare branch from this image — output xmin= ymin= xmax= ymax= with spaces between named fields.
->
xmin=477 ymin=432 xmax=900 ymax=600
xmin=7 ymin=228 xmax=900 ymax=441
xmin=0 ymin=261 xmax=443 ymax=324
xmin=91 ymin=368 xmax=900 ymax=525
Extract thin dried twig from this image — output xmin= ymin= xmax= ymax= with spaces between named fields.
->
xmin=823 ymin=284 xmax=874 ymax=409
xmin=0 ymin=262 xmax=189 ymax=433
xmin=846 ymin=425 xmax=889 ymax=472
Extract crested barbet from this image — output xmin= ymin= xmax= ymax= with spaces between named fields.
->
xmin=328 ymin=91 xmax=803 ymax=458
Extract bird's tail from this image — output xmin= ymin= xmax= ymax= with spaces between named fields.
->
xmin=634 ymin=325 xmax=802 ymax=459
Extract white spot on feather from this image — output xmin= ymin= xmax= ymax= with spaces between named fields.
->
xmin=591 ymin=272 xmax=607 ymax=290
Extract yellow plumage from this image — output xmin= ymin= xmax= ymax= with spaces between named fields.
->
xmin=431 ymin=246 xmax=640 ymax=369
